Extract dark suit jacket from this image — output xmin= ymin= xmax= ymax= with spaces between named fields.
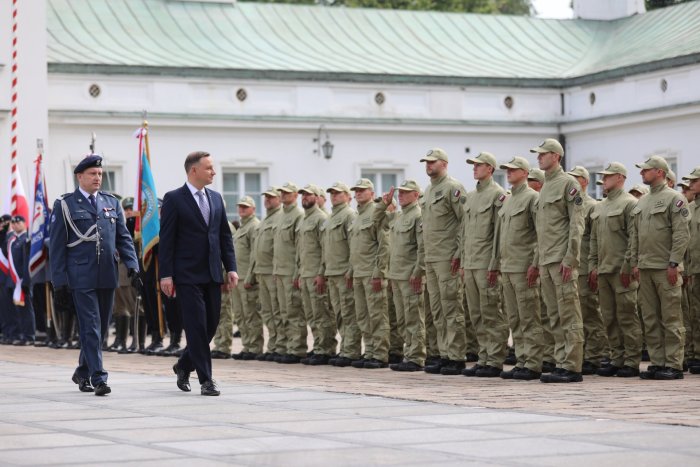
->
xmin=159 ymin=184 xmax=236 ymax=284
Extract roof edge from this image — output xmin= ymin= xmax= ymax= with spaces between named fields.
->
xmin=48 ymin=52 xmax=700 ymax=89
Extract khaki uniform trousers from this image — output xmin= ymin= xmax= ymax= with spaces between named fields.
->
xmin=213 ymin=288 xmax=235 ymax=353
xmin=328 ymin=275 xmax=361 ymax=359
xmin=391 ymin=279 xmax=426 ymax=366
xmin=463 ymin=269 xmax=508 ymax=368
xmin=540 ymin=291 xmax=556 ymax=364
xmin=276 ymin=275 xmax=307 ymax=357
xmin=578 ymin=275 xmax=608 ymax=363
xmin=461 ymin=286 xmax=479 ymax=356
xmin=300 ymin=277 xmax=337 ymax=356
xmin=423 ymin=286 xmax=439 ymax=358
xmin=502 ymin=272 xmax=543 ymax=372
xmin=257 ymin=274 xmax=280 ymax=354
xmin=681 ymin=279 xmax=693 ymax=360
xmin=690 ymin=275 xmax=700 ymax=361
xmin=353 ymin=276 xmax=390 ymax=362
xmin=639 ymin=269 xmax=685 ymax=370
xmin=598 ymin=272 xmax=641 ymax=368
xmin=387 ymin=284 xmax=405 ymax=358
xmin=540 ymin=263 xmax=584 ymax=373
xmin=425 ymin=260 xmax=465 ymax=361
xmin=233 ymin=283 xmax=263 ymax=354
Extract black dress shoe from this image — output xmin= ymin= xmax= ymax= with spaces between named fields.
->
xmin=94 ymin=382 xmax=111 ymax=396
xmin=476 ymin=365 xmax=502 ymax=377
xmin=654 ymin=367 xmax=684 ymax=380
xmin=331 ymin=356 xmax=354 ymax=367
xmin=173 ymin=363 xmax=191 ymax=392
xmin=211 ymin=350 xmax=231 ymax=359
xmin=307 ymin=354 xmax=331 ymax=365
xmin=364 ymin=358 xmax=388 ymax=369
xmin=541 ymin=361 xmax=557 ymax=373
xmin=615 ymin=365 xmax=640 ymax=377
xmin=461 ymin=364 xmax=484 ymax=377
xmin=161 ymin=343 xmax=181 ymax=356
xmin=201 ymin=380 xmax=220 ymax=396
xmin=388 ymin=353 xmax=403 ymax=365
xmin=232 ymin=352 xmax=245 ymax=360
xmin=424 ymin=358 xmax=449 ymax=374
xmin=425 ymin=355 xmax=442 ymax=367
xmin=581 ymin=361 xmax=600 ymax=375
xmin=596 ymin=364 xmax=620 ymax=377
xmin=267 ymin=352 xmax=281 ymax=362
xmin=640 ymin=365 xmax=663 ymax=380
xmin=72 ymin=372 xmax=94 ymax=392
xmin=440 ymin=360 xmax=466 ymax=375
xmin=540 ymin=370 xmax=582 ymax=383
xmin=689 ymin=365 xmax=700 ymax=374
xmin=500 ymin=367 xmax=521 ymax=379
xmin=512 ymin=367 xmax=541 ymax=381
xmin=256 ymin=352 xmax=270 ymax=361
xmin=503 ymin=347 xmax=517 ymax=366
xmin=351 ymin=358 xmax=368 ymax=368
xmin=240 ymin=352 xmax=258 ymax=360
xmin=146 ymin=342 xmax=164 ymax=356
xmin=390 ymin=361 xmax=423 ymax=372
xmin=466 ymin=352 xmax=479 ymax=362
xmin=280 ymin=354 xmax=302 ymax=364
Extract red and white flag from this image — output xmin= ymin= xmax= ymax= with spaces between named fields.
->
xmin=10 ymin=158 xmax=29 ymax=222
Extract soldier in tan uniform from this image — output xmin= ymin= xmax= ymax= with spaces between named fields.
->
xmin=588 ymin=163 xmax=642 ymax=377
xmin=374 ymin=180 xmax=426 ymax=371
xmin=567 ymin=166 xmax=608 ymax=375
xmin=461 ymin=152 xmax=509 ymax=378
xmin=492 ymin=157 xmax=543 ymax=381
xmin=253 ymin=187 xmax=283 ymax=361
xmin=528 ymin=168 xmax=556 ymax=373
xmin=348 ymin=178 xmax=390 ymax=369
xmin=628 ymin=183 xmax=650 ymax=361
xmin=677 ymin=180 xmax=696 ymax=369
xmin=682 ymin=168 xmax=700 ymax=374
xmin=273 ymin=182 xmax=305 ymax=363
xmin=629 ymin=184 xmax=649 ymax=199
xmin=531 ymin=138 xmax=585 ymax=383
xmin=230 ymin=196 xmax=262 ymax=360
xmin=296 ymin=184 xmax=336 ymax=365
xmin=212 ymin=221 xmax=237 ymax=359
xmin=420 ymin=148 xmax=468 ymax=376
xmin=631 ymin=156 xmax=691 ymax=380
xmin=324 ymin=182 xmax=362 ymax=367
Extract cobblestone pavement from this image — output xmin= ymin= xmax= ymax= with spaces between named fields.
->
xmin=0 ymin=345 xmax=699 ymax=466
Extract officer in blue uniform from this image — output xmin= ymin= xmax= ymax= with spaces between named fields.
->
xmin=49 ymin=155 xmax=139 ymax=396
xmin=9 ymin=215 xmax=35 ymax=345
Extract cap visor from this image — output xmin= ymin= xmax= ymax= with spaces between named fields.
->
xmin=529 ymin=147 xmax=546 ymax=153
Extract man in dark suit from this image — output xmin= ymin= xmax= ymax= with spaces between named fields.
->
xmin=160 ymin=151 xmax=237 ymax=396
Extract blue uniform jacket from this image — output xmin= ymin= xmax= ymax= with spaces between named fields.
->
xmin=158 ymin=184 xmax=236 ymax=284
xmin=49 ymin=190 xmax=138 ymax=290
xmin=10 ymin=231 xmax=30 ymax=285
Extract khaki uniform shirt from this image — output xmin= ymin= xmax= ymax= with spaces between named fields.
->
xmin=589 ymin=187 xmax=636 ymax=275
xmin=235 ymin=215 xmax=259 ymax=284
xmin=461 ymin=177 xmax=505 ymax=270
xmin=273 ymin=203 xmax=303 ymax=276
xmin=688 ymin=201 xmax=700 ymax=275
xmin=349 ymin=201 xmax=387 ymax=279
xmin=373 ymin=200 xmax=424 ymax=281
xmin=631 ymin=182 xmax=691 ymax=270
xmin=578 ymin=193 xmax=598 ymax=276
xmin=321 ymin=203 xmax=356 ymax=277
xmin=491 ymin=182 xmax=538 ymax=273
xmin=421 ymin=174 xmax=467 ymax=263
xmin=296 ymin=205 xmax=328 ymax=279
xmin=252 ymin=205 xmax=281 ymax=275
xmin=536 ymin=166 xmax=585 ymax=268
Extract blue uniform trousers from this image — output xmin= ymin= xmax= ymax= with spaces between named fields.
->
xmin=73 ymin=288 xmax=115 ymax=386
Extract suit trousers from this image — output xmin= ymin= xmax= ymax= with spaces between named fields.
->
xmin=176 ymin=283 xmax=221 ymax=384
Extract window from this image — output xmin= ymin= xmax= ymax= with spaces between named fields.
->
xmin=73 ymin=167 xmax=121 ymax=195
xmin=588 ymin=166 xmax=604 ymax=200
xmin=493 ymin=172 xmax=506 ymax=190
xmin=360 ymin=170 xmax=402 ymax=197
xmin=222 ymin=170 xmax=265 ymax=220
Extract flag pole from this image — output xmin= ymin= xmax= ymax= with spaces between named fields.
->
xmin=141 ymin=117 xmax=164 ymax=339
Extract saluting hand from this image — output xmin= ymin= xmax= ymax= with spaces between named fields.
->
xmin=382 ymin=187 xmax=395 ymax=206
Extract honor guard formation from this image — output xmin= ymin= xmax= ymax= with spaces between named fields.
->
xmin=2 ymin=139 xmax=699 ymax=396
